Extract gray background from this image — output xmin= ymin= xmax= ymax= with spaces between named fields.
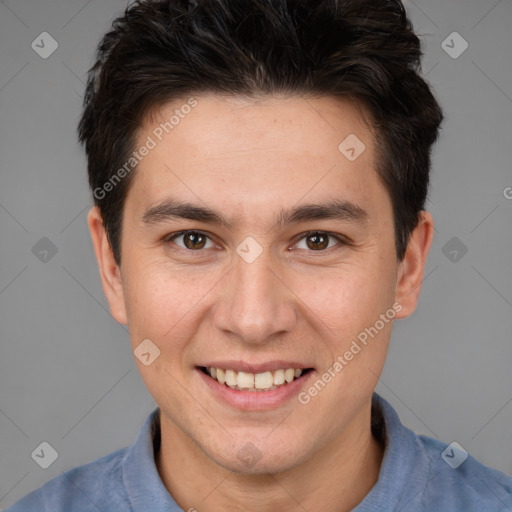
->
xmin=0 ymin=0 xmax=511 ymax=508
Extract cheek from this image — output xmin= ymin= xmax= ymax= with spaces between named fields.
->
xmin=294 ymin=266 xmax=396 ymax=408
xmin=122 ymin=258 xmax=231 ymax=371
xmin=293 ymin=263 xmax=396 ymax=338
xmin=122 ymin=261 xmax=207 ymax=344
xmin=122 ymin=264 xmax=209 ymax=403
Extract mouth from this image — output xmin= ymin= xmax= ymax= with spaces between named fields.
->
xmin=198 ymin=365 xmax=314 ymax=392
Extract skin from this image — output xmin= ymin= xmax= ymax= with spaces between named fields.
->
xmin=88 ymin=93 xmax=434 ymax=511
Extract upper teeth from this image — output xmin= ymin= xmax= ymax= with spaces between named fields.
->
xmin=207 ymin=367 xmax=304 ymax=391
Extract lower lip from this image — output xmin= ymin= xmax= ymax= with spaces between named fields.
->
xmin=196 ymin=367 xmax=315 ymax=411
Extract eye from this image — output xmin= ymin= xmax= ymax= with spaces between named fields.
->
xmin=293 ymin=231 xmax=345 ymax=252
xmin=166 ymin=230 xmax=216 ymax=250
xmin=165 ymin=230 xmax=347 ymax=253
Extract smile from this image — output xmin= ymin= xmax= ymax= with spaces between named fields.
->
xmin=200 ymin=366 xmax=313 ymax=392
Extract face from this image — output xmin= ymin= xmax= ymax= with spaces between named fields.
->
xmin=88 ymin=93 xmax=432 ymax=475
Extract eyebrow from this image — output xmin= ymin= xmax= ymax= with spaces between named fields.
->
xmin=141 ymin=197 xmax=368 ymax=230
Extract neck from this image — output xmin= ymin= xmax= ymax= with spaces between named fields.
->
xmin=156 ymin=400 xmax=384 ymax=511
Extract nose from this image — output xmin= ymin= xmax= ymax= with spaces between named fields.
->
xmin=212 ymin=248 xmax=297 ymax=345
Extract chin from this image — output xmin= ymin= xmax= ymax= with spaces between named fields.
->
xmin=203 ymin=433 xmax=308 ymax=476
xmin=218 ymin=453 xmax=301 ymax=476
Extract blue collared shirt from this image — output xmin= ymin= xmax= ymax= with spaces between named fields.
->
xmin=5 ymin=393 xmax=512 ymax=511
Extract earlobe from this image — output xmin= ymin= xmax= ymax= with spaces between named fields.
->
xmin=394 ymin=210 xmax=434 ymax=319
xmin=87 ymin=206 xmax=128 ymax=325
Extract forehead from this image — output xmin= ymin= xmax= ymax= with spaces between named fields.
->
xmin=126 ymin=93 xmax=387 ymax=227
xmin=142 ymin=93 xmax=374 ymax=163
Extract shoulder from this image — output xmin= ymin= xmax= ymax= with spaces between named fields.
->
xmin=371 ymin=393 xmax=512 ymax=512
xmin=4 ymin=447 xmax=131 ymax=512
xmin=416 ymin=434 xmax=512 ymax=511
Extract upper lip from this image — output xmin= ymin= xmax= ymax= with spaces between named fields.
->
xmin=198 ymin=360 xmax=314 ymax=374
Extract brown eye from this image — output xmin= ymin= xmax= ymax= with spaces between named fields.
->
xmin=305 ymin=232 xmax=329 ymax=250
xmin=184 ymin=232 xmax=206 ymax=249
xmin=168 ymin=231 xmax=214 ymax=250
xmin=294 ymin=231 xmax=344 ymax=252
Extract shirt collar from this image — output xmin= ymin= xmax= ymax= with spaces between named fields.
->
xmin=121 ymin=393 xmax=428 ymax=511
xmin=122 ymin=408 xmax=181 ymax=512
xmin=354 ymin=393 xmax=430 ymax=511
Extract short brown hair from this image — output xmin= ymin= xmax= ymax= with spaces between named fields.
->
xmin=78 ymin=0 xmax=443 ymax=264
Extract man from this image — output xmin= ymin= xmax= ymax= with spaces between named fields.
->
xmin=7 ymin=0 xmax=512 ymax=510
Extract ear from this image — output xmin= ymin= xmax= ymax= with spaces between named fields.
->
xmin=87 ymin=206 xmax=128 ymax=325
xmin=394 ymin=210 xmax=434 ymax=319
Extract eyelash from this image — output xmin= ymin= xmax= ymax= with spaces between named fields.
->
xmin=164 ymin=230 xmax=348 ymax=254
